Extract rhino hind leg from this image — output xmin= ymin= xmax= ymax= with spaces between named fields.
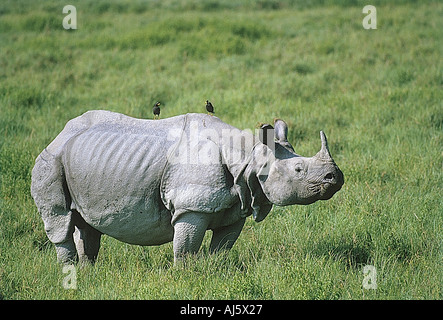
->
xmin=72 ymin=211 xmax=102 ymax=265
xmin=31 ymin=153 xmax=78 ymax=264
xmin=55 ymin=237 xmax=77 ymax=264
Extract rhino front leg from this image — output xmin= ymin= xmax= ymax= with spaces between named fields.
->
xmin=209 ymin=218 xmax=245 ymax=253
xmin=172 ymin=212 xmax=210 ymax=264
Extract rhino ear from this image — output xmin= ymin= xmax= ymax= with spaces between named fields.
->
xmin=274 ymin=119 xmax=288 ymax=142
xmin=258 ymin=123 xmax=274 ymax=146
xmin=274 ymin=119 xmax=295 ymax=152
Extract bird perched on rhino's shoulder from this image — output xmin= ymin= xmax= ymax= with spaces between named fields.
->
xmin=152 ymin=102 xmax=161 ymax=119
xmin=205 ymin=100 xmax=214 ymax=115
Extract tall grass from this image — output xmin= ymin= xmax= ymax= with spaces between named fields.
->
xmin=0 ymin=0 xmax=441 ymax=299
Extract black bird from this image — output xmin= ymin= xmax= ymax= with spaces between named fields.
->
xmin=152 ymin=101 xmax=161 ymax=119
xmin=205 ymin=100 xmax=214 ymax=115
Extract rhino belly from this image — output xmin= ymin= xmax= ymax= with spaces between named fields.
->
xmin=63 ymin=128 xmax=174 ymax=245
xmin=81 ymin=201 xmax=174 ymax=246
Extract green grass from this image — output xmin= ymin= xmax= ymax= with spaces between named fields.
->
xmin=0 ymin=0 xmax=442 ymax=299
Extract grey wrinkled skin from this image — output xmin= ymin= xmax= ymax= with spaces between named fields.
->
xmin=31 ymin=110 xmax=344 ymax=264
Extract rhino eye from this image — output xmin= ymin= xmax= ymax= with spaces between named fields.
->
xmin=295 ymin=166 xmax=302 ymax=173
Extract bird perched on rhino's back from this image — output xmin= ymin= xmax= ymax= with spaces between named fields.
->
xmin=152 ymin=101 xmax=161 ymax=119
xmin=205 ymin=100 xmax=214 ymax=115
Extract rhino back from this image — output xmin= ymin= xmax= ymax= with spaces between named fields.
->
xmin=44 ymin=110 xmax=128 ymax=158
xmin=61 ymin=115 xmax=185 ymax=244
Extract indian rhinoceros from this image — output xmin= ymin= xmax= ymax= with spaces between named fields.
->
xmin=31 ymin=110 xmax=344 ymax=264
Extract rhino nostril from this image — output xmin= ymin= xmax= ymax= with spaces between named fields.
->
xmin=324 ymin=173 xmax=334 ymax=181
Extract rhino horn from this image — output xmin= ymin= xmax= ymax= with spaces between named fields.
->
xmin=315 ymin=131 xmax=333 ymax=161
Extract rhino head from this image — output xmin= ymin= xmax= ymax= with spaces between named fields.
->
xmin=254 ymin=119 xmax=344 ymax=208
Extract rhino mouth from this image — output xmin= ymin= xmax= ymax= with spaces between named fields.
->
xmin=308 ymin=184 xmax=322 ymax=194
xmin=308 ymin=182 xmax=342 ymax=200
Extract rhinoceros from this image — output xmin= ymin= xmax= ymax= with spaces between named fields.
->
xmin=31 ymin=110 xmax=344 ymax=264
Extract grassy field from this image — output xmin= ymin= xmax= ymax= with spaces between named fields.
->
xmin=0 ymin=0 xmax=442 ymax=300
